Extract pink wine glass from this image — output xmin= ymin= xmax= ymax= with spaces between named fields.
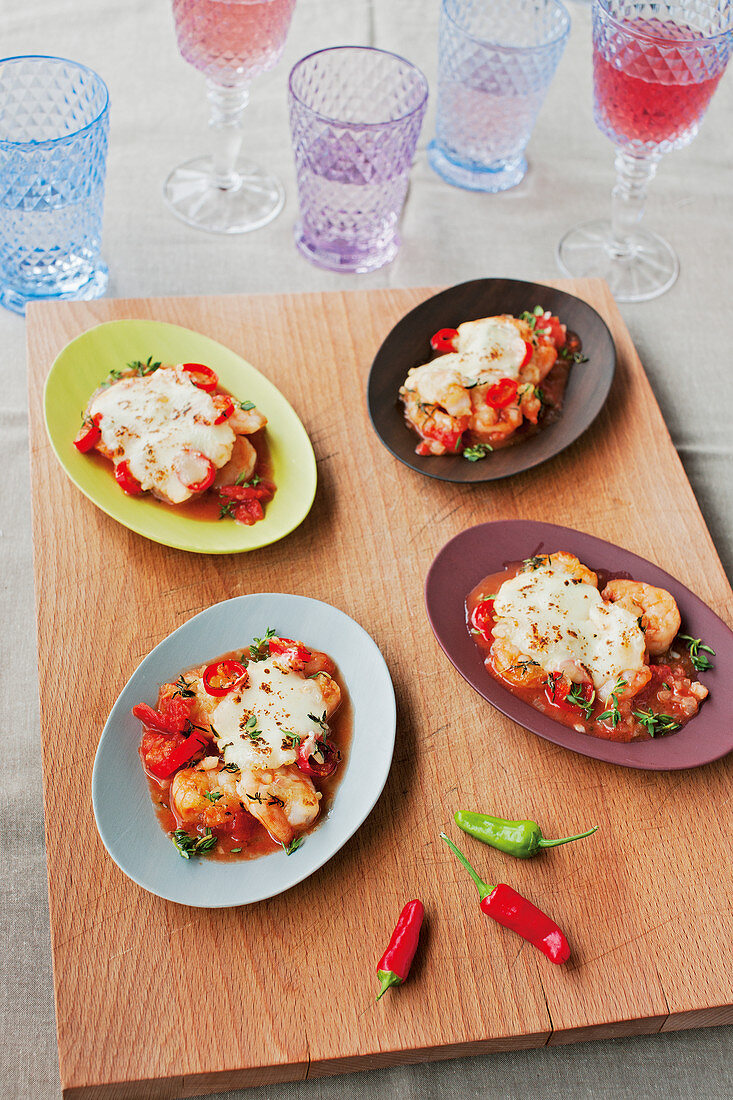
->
xmin=558 ymin=0 xmax=732 ymax=301
xmin=165 ymin=0 xmax=296 ymax=233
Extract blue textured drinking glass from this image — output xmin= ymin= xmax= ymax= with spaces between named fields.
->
xmin=428 ymin=0 xmax=571 ymax=192
xmin=0 ymin=56 xmax=109 ymax=316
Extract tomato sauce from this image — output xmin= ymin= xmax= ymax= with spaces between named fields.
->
xmin=140 ymin=644 xmax=352 ymax=861
xmin=467 ymin=562 xmax=707 ymax=743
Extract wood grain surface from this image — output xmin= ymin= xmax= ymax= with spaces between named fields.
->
xmin=27 ymin=281 xmax=733 ymax=1100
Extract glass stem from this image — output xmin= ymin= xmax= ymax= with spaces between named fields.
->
xmin=609 ymin=150 xmax=659 ymax=259
xmin=206 ymin=80 xmax=250 ymax=191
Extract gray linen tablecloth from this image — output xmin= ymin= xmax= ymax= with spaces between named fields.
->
xmin=3 ymin=1 xmax=732 ymax=1097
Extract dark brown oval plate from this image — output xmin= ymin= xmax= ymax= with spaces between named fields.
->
xmin=425 ymin=520 xmax=733 ymax=770
xmin=367 ymin=278 xmax=616 ymax=482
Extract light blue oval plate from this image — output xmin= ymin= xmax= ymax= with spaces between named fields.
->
xmin=92 ymin=593 xmax=396 ymax=907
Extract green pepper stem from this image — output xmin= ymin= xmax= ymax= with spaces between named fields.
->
xmin=537 ymin=825 xmax=598 ymax=849
xmin=440 ymin=832 xmax=494 ymax=900
xmin=376 ymin=969 xmax=402 ymax=1001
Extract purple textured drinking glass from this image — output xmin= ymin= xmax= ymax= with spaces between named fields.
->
xmin=288 ymin=47 xmax=428 ymax=272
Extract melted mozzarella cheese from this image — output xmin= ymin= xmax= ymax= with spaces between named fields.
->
xmin=211 ymin=660 xmax=328 ymax=774
xmin=403 ymin=316 xmax=527 ymax=408
xmin=493 ymin=561 xmax=646 ymax=691
xmin=90 ymin=367 xmax=236 ymax=504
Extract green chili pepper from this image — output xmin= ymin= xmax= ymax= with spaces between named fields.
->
xmin=454 ymin=811 xmax=597 ymax=859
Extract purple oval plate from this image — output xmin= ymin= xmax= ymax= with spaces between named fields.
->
xmin=367 ymin=278 xmax=616 ymax=483
xmin=425 ymin=520 xmax=733 ymax=770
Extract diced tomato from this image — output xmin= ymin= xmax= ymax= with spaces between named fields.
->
xmin=133 ymin=695 xmax=193 ymax=734
xmin=416 ymin=441 xmax=432 ymax=456
xmin=140 ymin=729 xmax=188 ymax=776
xmin=537 ymin=314 xmax=566 ymax=348
xmin=219 ymin=479 xmax=276 ymax=503
xmin=181 ymin=363 xmax=218 ymax=391
xmin=114 ymin=460 xmax=143 ymax=495
xmin=430 ymin=328 xmax=459 ymax=354
xmin=470 ymin=598 xmax=495 ymax=641
xmin=74 ymin=413 xmax=102 ymax=453
xmin=233 ymin=499 xmax=264 ymax=525
xmin=269 ymin=636 xmax=312 ymax=670
xmin=422 ymin=417 xmax=468 ymax=454
xmin=486 ymin=378 xmax=518 ymax=409
xmin=545 ymin=674 xmax=594 ymax=713
xmin=147 ymin=729 xmax=210 ymax=780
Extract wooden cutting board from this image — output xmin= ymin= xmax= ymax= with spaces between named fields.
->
xmin=27 ymin=281 xmax=733 ymax=1100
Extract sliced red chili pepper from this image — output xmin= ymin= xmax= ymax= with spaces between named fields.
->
xmin=146 ymin=729 xmax=210 ymax=780
xmin=520 ymin=340 xmax=534 ymax=368
xmin=74 ymin=413 xmax=102 ymax=453
xmin=269 ymin=636 xmax=312 ymax=668
xmin=485 ymin=378 xmax=519 ymax=409
xmin=376 ymin=899 xmax=424 ymax=1000
xmin=470 ymin=598 xmax=495 ymax=641
xmin=430 ymin=328 xmax=458 ymax=354
xmin=172 ymin=450 xmax=216 ymax=493
xmin=202 ymin=659 xmax=248 ymax=697
xmin=114 ymin=459 xmax=143 ymax=495
xmin=181 ymin=362 xmax=218 ymax=391
xmin=213 ymin=395 xmax=234 ymax=424
xmin=297 ymin=739 xmax=340 ymax=779
xmin=441 ymin=833 xmax=570 ymax=965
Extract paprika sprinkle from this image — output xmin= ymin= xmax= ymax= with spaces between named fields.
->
xmin=440 ymin=833 xmax=570 ymax=965
xmin=455 ymin=811 xmax=597 ymax=859
xmin=376 ymin=899 xmax=424 ymax=1001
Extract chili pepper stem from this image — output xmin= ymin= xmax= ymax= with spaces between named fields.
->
xmin=440 ymin=832 xmax=494 ymax=901
xmin=537 ymin=825 xmax=598 ymax=849
xmin=376 ymin=970 xmax=402 ymax=1001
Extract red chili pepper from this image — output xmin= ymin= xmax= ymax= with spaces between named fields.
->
xmin=202 ymin=660 xmax=247 ymax=697
xmin=213 ymin=395 xmax=234 ymax=424
xmin=74 ymin=413 xmax=102 ymax=453
xmin=172 ymin=451 xmax=216 ymax=493
xmin=181 ymin=362 xmax=218 ymax=391
xmin=297 ymin=739 xmax=340 ymax=779
xmin=376 ymin=899 xmax=424 ymax=1000
xmin=430 ymin=328 xmax=458 ymax=354
xmin=440 ymin=833 xmax=570 ymax=964
xmin=520 ymin=340 xmax=534 ymax=368
xmin=146 ymin=728 xmax=210 ymax=780
xmin=485 ymin=378 xmax=519 ymax=409
xmin=114 ymin=460 xmax=143 ymax=495
xmin=470 ymin=598 xmax=495 ymax=641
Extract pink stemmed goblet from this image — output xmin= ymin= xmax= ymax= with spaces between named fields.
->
xmin=558 ymin=1 xmax=732 ymax=301
xmin=165 ymin=0 xmax=296 ymax=234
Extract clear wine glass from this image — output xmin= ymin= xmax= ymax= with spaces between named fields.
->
xmin=558 ymin=1 xmax=732 ymax=302
xmin=164 ymin=0 xmax=296 ymax=233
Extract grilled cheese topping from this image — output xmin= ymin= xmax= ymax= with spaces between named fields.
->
xmin=492 ymin=558 xmax=646 ymax=691
xmin=90 ymin=367 xmax=235 ymax=504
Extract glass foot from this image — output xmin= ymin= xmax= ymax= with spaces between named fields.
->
xmin=427 ymin=140 xmax=526 ymax=192
xmin=0 ymin=263 xmax=108 ymax=316
xmin=164 ymin=155 xmax=285 ymax=234
xmin=557 ymin=219 xmax=679 ymax=302
xmin=293 ymin=224 xmax=399 ymax=273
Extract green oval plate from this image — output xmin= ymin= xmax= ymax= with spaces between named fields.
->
xmin=43 ymin=319 xmax=317 ymax=554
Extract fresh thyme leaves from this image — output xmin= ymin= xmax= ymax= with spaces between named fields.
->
xmin=308 ymin=710 xmax=329 ymax=733
xmin=632 ymin=709 xmax=681 ymax=738
xmin=222 ymin=762 xmax=240 ymax=773
xmin=244 ymin=714 xmax=260 ymax=739
xmin=230 ymin=847 xmax=242 ymax=853
xmin=249 ymin=627 xmax=276 ymax=661
xmin=235 ymin=471 xmax=261 ymax=487
xmin=246 ymin=792 xmax=263 ymax=803
xmin=172 ymin=675 xmax=196 ymax=699
xmin=285 ymin=836 xmax=305 ymax=856
xmin=106 ymin=366 xmax=126 ymax=383
xmin=282 ymin=731 xmax=302 ymax=748
xmin=508 ymin=660 xmax=540 ymax=680
xmin=202 ymin=789 xmax=223 ymax=803
xmin=522 ymin=555 xmax=546 ymax=572
xmin=219 ymin=499 xmax=237 ymax=520
xmin=239 ymin=400 xmax=256 ymax=411
xmin=128 ymin=355 xmax=161 ymax=376
xmin=597 ymin=678 xmax=627 ymax=728
xmin=463 ymin=443 xmax=493 ymax=462
xmin=268 ymin=795 xmax=285 ymax=807
xmin=678 ymin=634 xmax=715 ymax=672
xmin=559 ymin=346 xmax=588 ymax=364
xmin=172 ymin=828 xmax=217 ymax=859
xmin=567 ymin=681 xmax=596 ymax=719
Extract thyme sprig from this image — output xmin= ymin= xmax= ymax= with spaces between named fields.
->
xmin=463 ymin=443 xmax=493 ymax=462
xmin=567 ymin=681 xmax=596 ymax=719
xmin=308 ymin=710 xmax=329 ymax=733
xmin=285 ymin=836 xmax=305 ymax=856
xmin=171 ymin=828 xmax=217 ymax=859
xmin=172 ymin=675 xmax=196 ymax=699
xmin=597 ymin=677 xmax=627 ymax=728
xmin=632 ymin=709 xmax=681 ymax=738
xmin=678 ymin=634 xmax=715 ymax=672
xmin=249 ymin=627 xmax=276 ymax=661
